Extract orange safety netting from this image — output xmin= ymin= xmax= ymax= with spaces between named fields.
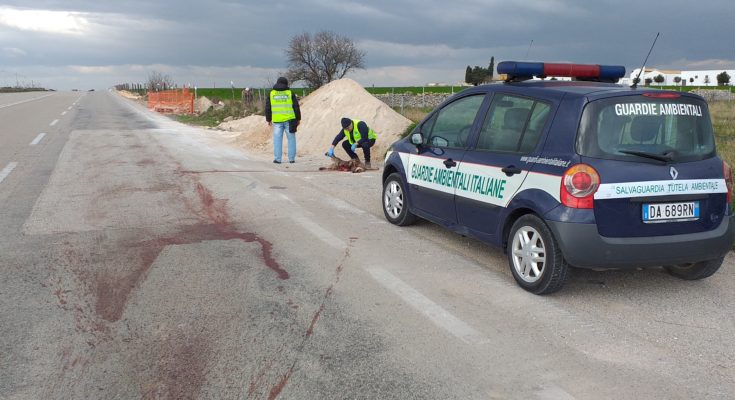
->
xmin=147 ymin=88 xmax=194 ymax=114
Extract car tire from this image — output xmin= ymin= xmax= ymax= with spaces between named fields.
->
xmin=383 ymin=173 xmax=417 ymax=226
xmin=507 ymin=214 xmax=569 ymax=294
xmin=664 ymin=257 xmax=725 ymax=280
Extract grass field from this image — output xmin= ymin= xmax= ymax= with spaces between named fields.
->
xmin=192 ymin=87 xmax=312 ymax=100
xmin=365 ymin=86 xmax=468 ymax=95
xmin=710 ymin=101 xmax=735 ymax=168
xmin=648 ymin=85 xmax=735 ymax=93
xmin=188 ymin=86 xmax=464 ymax=98
xmin=132 ymin=84 xmax=733 ymax=100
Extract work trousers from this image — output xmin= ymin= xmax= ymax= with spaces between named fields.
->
xmin=342 ymin=139 xmax=376 ymax=163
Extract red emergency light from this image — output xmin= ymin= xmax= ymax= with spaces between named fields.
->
xmin=497 ymin=61 xmax=626 ymax=82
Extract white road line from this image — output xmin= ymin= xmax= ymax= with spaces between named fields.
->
xmin=278 ymin=193 xmax=297 ymax=205
xmin=535 ymin=385 xmax=578 ymax=400
xmin=30 ymin=133 xmax=47 ymax=146
xmin=294 ymin=216 xmax=346 ymax=249
xmin=61 ymin=111 xmax=67 ymax=116
xmin=323 ymin=197 xmax=367 ymax=215
xmin=367 ymin=267 xmax=487 ymax=345
xmin=0 ymin=93 xmax=55 ymax=109
xmin=49 ymin=119 xmax=59 ymax=127
xmin=0 ymin=162 xmax=18 ymax=184
xmin=67 ymin=106 xmax=72 ymax=110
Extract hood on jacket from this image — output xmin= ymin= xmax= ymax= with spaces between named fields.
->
xmin=273 ymin=77 xmax=289 ymax=90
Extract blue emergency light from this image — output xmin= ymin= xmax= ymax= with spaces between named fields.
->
xmin=497 ymin=61 xmax=626 ymax=82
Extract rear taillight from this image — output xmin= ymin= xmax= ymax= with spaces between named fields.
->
xmin=561 ymin=164 xmax=600 ymax=209
xmin=724 ymin=161 xmax=733 ymax=203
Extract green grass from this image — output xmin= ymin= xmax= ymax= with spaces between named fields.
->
xmin=189 ymin=86 xmax=465 ymax=98
xmin=174 ymin=100 xmax=259 ymax=127
xmin=175 ymin=114 xmax=222 ymax=127
xmin=711 ymin=101 xmax=735 ymax=167
xmin=0 ymin=87 xmax=50 ymax=93
xmin=365 ymin=86 xmax=468 ymax=95
xmin=641 ymin=85 xmax=735 ymax=93
xmin=192 ymin=87 xmax=312 ymax=100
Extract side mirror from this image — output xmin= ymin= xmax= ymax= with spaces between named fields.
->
xmin=410 ymin=132 xmax=424 ymax=146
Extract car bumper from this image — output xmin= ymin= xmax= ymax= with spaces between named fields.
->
xmin=547 ymin=216 xmax=735 ymax=269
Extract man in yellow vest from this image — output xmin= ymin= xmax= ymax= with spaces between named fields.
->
xmin=265 ymin=77 xmax=301 ymax=163
xmin=327 ymin=117 xmax=378 ymax=169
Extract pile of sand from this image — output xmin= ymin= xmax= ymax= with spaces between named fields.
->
xmin=117 ymin=90 xmax=142 ymax=100
xmin=216 ymin=78 xmax=412 ymax=160
xmin=194 ymin=96 xmax=214 ymax=114
xmin=218 ymin=115 xmax=271 ymax=150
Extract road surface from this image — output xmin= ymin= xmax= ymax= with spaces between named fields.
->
xmin=1 ymin=90 xmax=733 ymax=399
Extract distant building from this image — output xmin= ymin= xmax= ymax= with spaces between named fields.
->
xmin=626 ymin=67 xmax=735 ymax=86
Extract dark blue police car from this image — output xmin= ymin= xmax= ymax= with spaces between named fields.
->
xmin=381 ymin=61 xmax=735 ymax=294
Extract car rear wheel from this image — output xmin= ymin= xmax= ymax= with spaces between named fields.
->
xmin=664 ymin=257 xmax=724 ymax=280
xmin=383 ymin=173 xmax=417 ymax=226
xmin=507 ymin=215 xmax=569 ymax=294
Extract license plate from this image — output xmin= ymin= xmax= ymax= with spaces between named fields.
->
xmin=642 ymin=201 xmax=699 ymax=223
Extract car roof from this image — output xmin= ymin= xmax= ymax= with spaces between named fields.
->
xmin=472 ymin=81 xmax=704 ymax=101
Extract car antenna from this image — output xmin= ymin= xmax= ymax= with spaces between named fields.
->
xmin=524 ymin=39 xmax=533 ymax=60
xmin=632 ymin=32 xmax=660 ymax=89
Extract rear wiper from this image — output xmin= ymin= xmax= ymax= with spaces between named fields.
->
xmin=618 ymin=150 xmax=674 ymax=162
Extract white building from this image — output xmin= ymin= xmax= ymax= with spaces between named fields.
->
xmin=627 ymin=67 xmax=735 ymax=86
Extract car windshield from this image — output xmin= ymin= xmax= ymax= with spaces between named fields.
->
xmin=577 ymin=95 xmax=716 ymax=163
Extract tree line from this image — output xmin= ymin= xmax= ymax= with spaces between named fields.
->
xmin=465 ymin=57 xmax=495 ymax=86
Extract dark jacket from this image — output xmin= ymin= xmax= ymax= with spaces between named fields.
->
xmin=264 ymin=81 xmax=301 ymax=126
xmin=332 ymin=121 xmax=372 ymax=146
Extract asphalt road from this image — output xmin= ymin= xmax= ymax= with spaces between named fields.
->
xmin=1 ymin=90 xmax=733 ymax=399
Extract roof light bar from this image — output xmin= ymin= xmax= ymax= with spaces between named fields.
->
xmin=497 ymin=61 xmax=626 ymax=82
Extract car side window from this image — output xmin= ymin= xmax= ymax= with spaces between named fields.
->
xmin=519 ymin=102 xmax=551 ymax=153
xmin=425 ymin=95 xmax=485 ymax=148
xmin=476 ymin=94 xmax=550 ymax=153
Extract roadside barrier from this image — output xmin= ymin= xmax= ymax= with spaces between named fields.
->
xmin=148 ymin=88 xmax=194 ymax=114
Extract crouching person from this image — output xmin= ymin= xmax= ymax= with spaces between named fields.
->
xmin=327 ymin=117 xmax=377 ymax=169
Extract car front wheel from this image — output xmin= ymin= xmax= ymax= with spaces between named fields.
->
xmin=382 ymin=173 xmax=417 ymax=226
xmin=664 ymin=257 xmax=724 ymax=280
xmin=507 ymin=215 xmax=569 ymax=294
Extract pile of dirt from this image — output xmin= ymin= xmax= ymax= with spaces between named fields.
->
xmin=194 ymin=96 xmax=214 ymax=114
xmin=216 ymin=78 xmax=412 ymax=161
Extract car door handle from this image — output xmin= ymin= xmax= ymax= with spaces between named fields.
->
xmin=501 ymin=165 xmax=522 ymax=176
xmin=443 ymin=158 xmax=457 ymax=168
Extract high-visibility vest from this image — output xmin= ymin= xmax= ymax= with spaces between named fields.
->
xmin=345 ymin=119 xmax=377 ymax=144
xmin=270 ymin=90 xmax=296 ymax=122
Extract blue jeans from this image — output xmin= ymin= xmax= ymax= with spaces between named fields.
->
xmin=272 ymin=121 xmax=296 ymax=162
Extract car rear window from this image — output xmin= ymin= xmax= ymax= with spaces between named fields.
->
xmin=577 ymin=95 xmax=716 ymax=163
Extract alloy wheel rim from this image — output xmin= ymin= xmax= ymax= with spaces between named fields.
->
xmin=511 ymin=226 xmax=546 ymax=283
xmin=384 ymin=181 xmax=403 ymax=219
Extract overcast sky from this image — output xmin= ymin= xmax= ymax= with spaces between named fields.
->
xmin=1 ymin=1 xmax=733 ymax=90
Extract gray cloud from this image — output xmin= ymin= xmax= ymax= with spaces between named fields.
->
xmin=0 ymin=1 xmax=733 ymax=89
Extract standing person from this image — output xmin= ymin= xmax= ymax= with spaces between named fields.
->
xmin=265 ymin=77 xmax=300 ymax=164
xmin=241 ymin=87 xmax=254 ymax=108
xmin=326 ymin=117 xmax=378 ymax=169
